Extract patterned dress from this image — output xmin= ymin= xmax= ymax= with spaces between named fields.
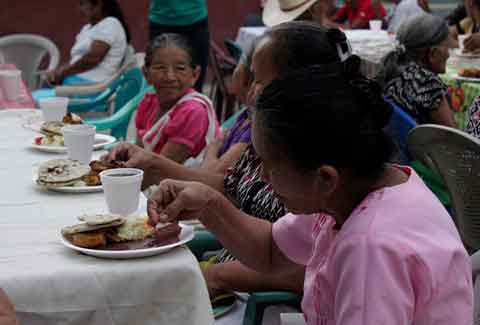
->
xmin=383 ymin=61 xmax=448 ymax=124
xmin=466 ymin=96 xmax=480 ymax=139
xmin=217 ymin=144 xmax=287 ymax=263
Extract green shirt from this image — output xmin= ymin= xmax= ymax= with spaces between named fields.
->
xmin=149 ymin=0 xmax=207 ymax=26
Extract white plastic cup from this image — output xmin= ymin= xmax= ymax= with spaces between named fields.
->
xmin=39 ymin=97 xmax=69 ymax=122
xmin=0 ymin=70 xmax=22 ymax=101
xmin=61 ymin=124 xmax=96 ymax=164
xmin=100 ymin=168 xmax=144 ymax=216
xmin=459 ymin=34 xmax=469 ymax=51
xmin=369 ymin=20 xmax=382 ymax=32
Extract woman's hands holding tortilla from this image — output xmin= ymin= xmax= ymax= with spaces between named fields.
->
xmin=147 ymin=179 xmax=217 ymax=226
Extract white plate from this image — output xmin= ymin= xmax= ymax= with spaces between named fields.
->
xmin=30 ymin=134 xmax=116 ymax=153
xmin=32 ymin=174 xmax=103 ymax=193
xmin=452 ymin=73 xmax=480 ymax=83
xmin=60 ymin=224 xmax=195 ymax=259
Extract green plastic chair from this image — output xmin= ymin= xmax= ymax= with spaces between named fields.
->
xmin=84 ymin=84 xmax=150 ymax=140
xmin=186 ymin=229 xmax=301 ymax=325
xmin=221 ymin=106 xmax=247 ymax=131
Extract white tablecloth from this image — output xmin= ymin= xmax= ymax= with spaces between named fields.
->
xmin=235 ymin=27 xmax=396 ymax=78
xmin=0 ymin=109 xmax=214 ymax=325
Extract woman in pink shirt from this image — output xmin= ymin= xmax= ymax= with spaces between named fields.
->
xmin=147 ymin=22 xmax=473 ymax=324
xmin=136 ymin=33 xmax=221 ymax=164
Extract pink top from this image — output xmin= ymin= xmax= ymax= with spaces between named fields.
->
xmin=0 ymin=64 xmax=36 ymax=109
xmin=135 ymin=89 xmax=221 ymax=157
xmin=273 ymin=166 xmax=473 ymax=325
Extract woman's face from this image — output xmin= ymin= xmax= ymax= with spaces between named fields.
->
xmin=145 ymin=46 xmax=200 ymax=107
xmin=246 ymin=37 xmax=278 ymax=106
xmin=79 ymin=0 xmax=102 ymax=24
xmin=231 ymin=62 xmax=250 ymax=104
xmin=251 ymin=113 xmax=331 ymax=214
xmin=428 ymin=36 xmax=452 ymax=74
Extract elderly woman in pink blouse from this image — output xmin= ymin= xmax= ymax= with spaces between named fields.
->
xmin=147 ymin=22 xmax=473 ymax=325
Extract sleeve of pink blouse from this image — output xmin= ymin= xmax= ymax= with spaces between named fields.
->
xmin=164 ymin=101 xmax=209 ymax=152
xmin=135 ymin=94 xmax=152 ymax=139
xmin=331 ymin=234 xmax=422 ymax=324
xmin=272 ymin=213 xmax=315 ymax=266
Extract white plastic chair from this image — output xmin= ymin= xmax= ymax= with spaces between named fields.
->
xmin=0 ymin=34 xmax=60 ymax=90
xmin=408 ymin=124 xmax=480 ymax=252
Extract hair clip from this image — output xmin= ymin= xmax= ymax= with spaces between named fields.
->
xmin=336 ymin=39 xmax=353 ymax=62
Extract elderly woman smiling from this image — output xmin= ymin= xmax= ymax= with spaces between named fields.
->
xmin=377 ymin=14 xmax=456 ymax=127
xmin=147 ymin=25 xmax=473 ymax=325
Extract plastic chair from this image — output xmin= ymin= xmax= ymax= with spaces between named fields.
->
xmin=84 ymin=78 xmax=148 ymax=140
xmin=384 ymin=99 xmax=417 ymax=164
xmin=0 ymin=34 xmax=60 ymax=90
xmin=221 ymin=106 xmax=247 ymax=131
xmin=209 ymin=41 xmax=238 ymax=123
xmin=186 ymin=229 xmax=301 ymax=325
xmin=224 ymin=39 xmax=243 ymax=62
xmin=408 ymin=124 xmax=480 ymax=252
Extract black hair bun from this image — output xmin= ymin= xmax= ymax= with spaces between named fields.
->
xmin=349 ymin=77 xmax=393 ymax=131
xmin=343 ymin=55 xmax=361 ymax=77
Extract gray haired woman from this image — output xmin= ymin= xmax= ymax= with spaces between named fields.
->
xmin=377 ymin=14 xmax=456 ymax=127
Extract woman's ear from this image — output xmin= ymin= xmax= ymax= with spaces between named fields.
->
xmin=142 ymin=66 xmax=152 ymax=85
xmin=315 ymin=165 xmax=339 ymax=196
xmin=191 ymin=66 xmax=201 ymax=86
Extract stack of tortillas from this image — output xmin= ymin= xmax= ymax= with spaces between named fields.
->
xmin=37 ymin=159 xmax=90 ymax=188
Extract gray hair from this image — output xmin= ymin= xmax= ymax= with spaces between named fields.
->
xmin=376 ymin=14 xmax=449 ymax=86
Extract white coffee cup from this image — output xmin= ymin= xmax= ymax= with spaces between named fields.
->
xmin=61 ymin=124 xmax=96 ymax=164
xmin=0 ymin=70 xmax=22 ymax=101
xmin=100 ymin=168 xmax=144 ymax=216
xmin=39 ymin=97 xmax=69 ymax=122
xmin=458 ymin=34 xmax=469 ymax=51
xmin=369 ymin=20 xmax=382 ymax=32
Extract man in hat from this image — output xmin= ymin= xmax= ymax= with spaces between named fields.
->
xmin=262 ymin=0 xmax=337 ymax=27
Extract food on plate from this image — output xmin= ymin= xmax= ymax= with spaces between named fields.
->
xmin=62 ymin=214 xmax=181 ymax=250
xmin=35 ymin=113 xmax=83 ymax=146
xmin=80 ymin=160 xmax=127 ymax=186
xmin=37 ymin=159 xmax=91 ymax=188
xmin=36 ymin=159 xmax=127 ymax=188
xmin=458 ymin=68 xmax=480 ymax=78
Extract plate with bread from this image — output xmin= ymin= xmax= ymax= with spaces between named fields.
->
xmin=60 ymin=214 xmax=194 ymax=259
xmin=30 ymin=113 xmax=115 ymax=153
xmin=34 ymin=159 xmax=127 ymax=193
xmin=454 ymin=68 xmax=480 ymax=82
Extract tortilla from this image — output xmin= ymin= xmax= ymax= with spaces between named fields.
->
xmin=40 ymin=121 xmax=65 ymax=136
xmin=37 ymin=159 xmax=90 ymax=185
xmin=61 ymin=219 xmax=125 ymax=236
xmin=78 ymin=213 xmax=124 ymax=226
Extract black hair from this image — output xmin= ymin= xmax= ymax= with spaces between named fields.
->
xmin=261 ymin=21 xmax=342 ymax=79
xmin=144 ymin=33 xmax=199 ymax=68
xmin=87 ymin=0 xmax=131 ymax=43
xmin=255 ymin=63 xmax=393 ymax=178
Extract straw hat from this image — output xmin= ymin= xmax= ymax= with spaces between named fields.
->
xmin=262 ymin=0 xmax=318 ymax=27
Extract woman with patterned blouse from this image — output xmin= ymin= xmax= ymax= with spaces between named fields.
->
xmin=377 ymin=14 xmax=456 ymax=127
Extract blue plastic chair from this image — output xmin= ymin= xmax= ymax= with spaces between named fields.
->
xmin=384 ymin=99 xmax=417 ymax=164
xmin=68 ymin=66 xmax=144 ymax=114
xmin=224 ymin=39 xmax=243 ymax=62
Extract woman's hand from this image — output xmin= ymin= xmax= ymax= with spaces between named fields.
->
xmin=103 ymin=142 xmax=156 ymax=169
xmin=46 ymin=68 xmax=66 ymax=86
xmin=464 ymin=33 xmax=480 ymax=52
xmin=147 ymin=179 xmax=218 ymax=225
xmin=201 ymin=265 xmax=227 ymax=298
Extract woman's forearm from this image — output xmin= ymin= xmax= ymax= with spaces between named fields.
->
xmin=144 ymin=154 xmax=226 ymax=193
xmin=212 ymin=260 xmax=305 ymax=294
xmin=201 ymin=191 xmax=296 ymax=274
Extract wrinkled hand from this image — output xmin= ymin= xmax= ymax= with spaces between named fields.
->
xmin=102 ymin=142 xmax=154 ymax=169
xmin=147 ymin=179 xmax=217 ymax=226
xmin=46 ymin=68 xmax=65 ymax=86
xmin=201 ymin=265 xmax=227 ymax=298
xmin=464 ymin=33 xmax=480 ymax=52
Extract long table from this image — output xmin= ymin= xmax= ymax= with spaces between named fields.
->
xmin=0 ymin=109 xmax=213 ymax=325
